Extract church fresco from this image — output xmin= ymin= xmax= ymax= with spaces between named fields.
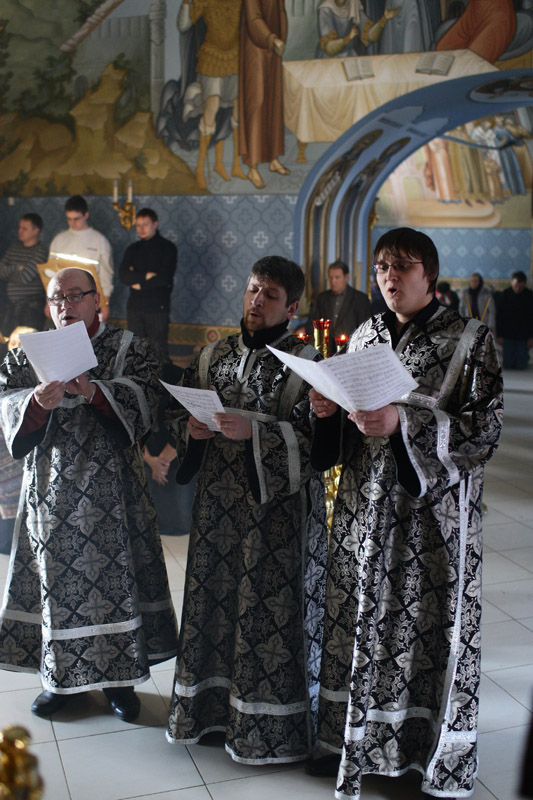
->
xmin=0 ymin=0 xmax=531 ymax=203
xmin=376 ymin=110 xmax=532 ymax=229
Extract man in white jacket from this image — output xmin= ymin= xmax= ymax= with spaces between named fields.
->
xmin=49 ymin=195 xmax=113 ymax=320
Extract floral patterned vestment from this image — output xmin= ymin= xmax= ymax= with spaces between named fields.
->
xmin=0 ymin=324 xmax=178 ymax=691
xmin=314 ymin=302 xmax=503 ymax=799
xmin=166 ymin=328 xmax=328 ymax=764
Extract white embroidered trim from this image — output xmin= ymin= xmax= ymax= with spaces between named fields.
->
xmin=41 ymin=615 xmax=143 ymax=641
xmin=320 ymin=686 xmax=350 ymax=702
xmin=279 ymin=420 xmax=300 ymax=495
xmin=173 ymin=677 xmax=309 ymax=716
xmin=426 ymin=477 xmax=471 ymax=783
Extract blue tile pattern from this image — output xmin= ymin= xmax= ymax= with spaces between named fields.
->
xmin=372 ymin=226 xmax=531 ymax=282
xmin=0 ymin=195 xmax=296 ymax=328
xmin=1 ymin=195 xmax=529 ymax=334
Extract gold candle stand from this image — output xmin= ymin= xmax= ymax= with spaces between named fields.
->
xmin=312 ymin=318 xmax=341 ymax=529
xmin=0 ymin=726 xmax=43 ymax=799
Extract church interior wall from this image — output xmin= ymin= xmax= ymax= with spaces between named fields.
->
xmin=0 ymin=0 xmax=531 ymax=355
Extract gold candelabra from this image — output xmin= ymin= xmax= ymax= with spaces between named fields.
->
xmin=112 ymin=179 xmax=136 ymax=230
xmin=0 ymin=726 xmax=43 ymax=800
xmin=312 ymin=318 xmax=331 ymax=358
xmin=312 ymin=318 xmax=342 ymax=529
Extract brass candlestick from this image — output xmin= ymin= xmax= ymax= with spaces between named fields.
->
xmin=312 ymin=318 xmax=341 ymax=530
xmin=113 ymin=201 xmax=136 ymax=230
xmin=112 ymin=179 xmax=136 ymax=230
xmin=0 ymin=726 xmax=43 ymax=799
xmin=312 ymin=318 xmax=331 ymax=358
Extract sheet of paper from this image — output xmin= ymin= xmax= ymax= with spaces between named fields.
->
xmin=18 ymin=321 xmax=98 ymax=384
xmin=266 ymin=347 xmax=355 ymax=410
xmin=268 ymin=344 xmax=418 ymax=412
xmin=161 ymin=382 xmax=225 ymax=430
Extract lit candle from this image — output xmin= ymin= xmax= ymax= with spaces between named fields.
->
xmin=312 ymin=318 xmax=331 ymax=331
xmin=297 ymin=332 xmax=310 ymax=342
xmin=335 ymin=334 xmax=349 ymax=350
xmin=112 ymin=180 xmax=118 ymax=203
xmin=127 ymin=179 xmax=133 ymax=204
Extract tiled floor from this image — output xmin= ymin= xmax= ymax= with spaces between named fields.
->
xmin=0 ymin=367 xmax=532 ymax=799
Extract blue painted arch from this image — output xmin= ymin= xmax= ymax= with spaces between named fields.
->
xmin=293 ymin=68 xmax=533 ymax=298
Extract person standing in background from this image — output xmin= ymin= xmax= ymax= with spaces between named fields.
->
xmin=496 ymin=270 xmax=533 ymax=369
xmin=459 ymin=271 xmax=496 ymax=335
xmin=0 ymin=214 xmax=47 ymax=335
xmin=305 ymin=260 xmax=371 ymax=355
xmin=118 ymin=208 xmax=177 ymax=363
xmin=49 ymin=196 xmax=113 ymax=321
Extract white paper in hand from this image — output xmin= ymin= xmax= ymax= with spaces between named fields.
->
xmin=267 ymin=343 xmax=418 ymax=412
xmin=18 ymin=321 xmax=98 ymax=384
xmin=161 ymin=382 xmax=225 ymax=430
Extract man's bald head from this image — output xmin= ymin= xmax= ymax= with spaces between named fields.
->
xmin=47 ymin=269 xmax=100 ymax=330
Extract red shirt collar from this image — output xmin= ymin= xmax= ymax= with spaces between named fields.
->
xmin=87 ymin=315 xmax=100 ymax=338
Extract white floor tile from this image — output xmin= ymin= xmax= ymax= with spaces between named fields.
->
xmin=150 ymin=667 xmax=174 ymax=705
xmin=32 ymin=740 xmax=71 ymax=800
xmin=487 ymin=665 xmax=533 ymax=711
xmin=478 ymin=725 xmax=529 ymax=800
xmin=0 ymin=686 xmax=55 ymax=744
xmin=0 ymin=553 xmax=10 ymax=578
xmin=59 ymin=726 xmax=202 ymax=800
xmin=162 ymin=534 xmax=190 ymax=561
xmin=483 ymin=578 xmax=533 ymax=620
xmin=206 ymin=766 xmax=334 ymax=800
xmin=187 ymin=737 xmax=297 ymax=785
xmin=478 ymin=674 xmax=531 ymax=733
xmin=482 ymin=551 xmax=532 ymax=584
xmin=150 ymin=655 xmax=177 ymax=674
xmin=483 ymin=521 xmax=533 ymax=552
xmin=480 ymin=598 xmax=512 ymax=624
xmin=482 ymin=508 xmax=518 ymax=529
xmin=0 ymin=667 xmax=43 ymax=691
xmin=131 ymin=790 xmax=212 ymax=800
xmin=51 ymin=680 xmax=169 ymax=741
xmin=481 ymin=620 xmax=533 ymax=671
xmin=171 ymin=588 xmax=185 ymax=623
xmin=502 ymin=546 xmax=533 ymax=574
xmin=486 ymin=499 xmax=533 ymax=523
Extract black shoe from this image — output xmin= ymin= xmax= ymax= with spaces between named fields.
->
xmin=103 ymin=687 xmax=140 ymax=723
xmin=306 ymin=754 xmax=341 ymax=777
xmin=31 ymin=690 xmax=70 ymax=717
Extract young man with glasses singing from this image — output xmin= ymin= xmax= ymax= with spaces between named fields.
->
xmin=0 ymin=268 xmax=178 ymax=723
xmin=308 ymin=228 xmax=503 ymax=799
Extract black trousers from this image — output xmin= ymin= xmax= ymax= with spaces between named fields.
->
xmin=2 ymin=300 xmax=46 ymax=337
xmin=127 ymin=307 xmax=170 ymax=362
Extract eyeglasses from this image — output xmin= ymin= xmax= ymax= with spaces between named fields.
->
xmin=373 ymin=260 xmax=423 ymax=274
xmin=47 ymin=290 xmax=96 ymax=306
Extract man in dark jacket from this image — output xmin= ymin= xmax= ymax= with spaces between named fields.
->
xmin=496 ymin=270 xmax=533 ymax=369
xmin=119 ymin=208 xmax=177 ymax=362
xmin=307 ymin=260 xmax=371 ymax=355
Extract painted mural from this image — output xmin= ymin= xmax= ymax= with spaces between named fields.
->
xmin=376 ymin=109 xmax=533 ymax=229
xmin=1 ymin=0 xmax=532 ymax=199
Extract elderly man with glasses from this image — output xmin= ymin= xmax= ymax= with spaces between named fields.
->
xmin=308 ymin=228 xmax=503 ymax=799
xmin=0 ymin=268 xmax=178 ymax=723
